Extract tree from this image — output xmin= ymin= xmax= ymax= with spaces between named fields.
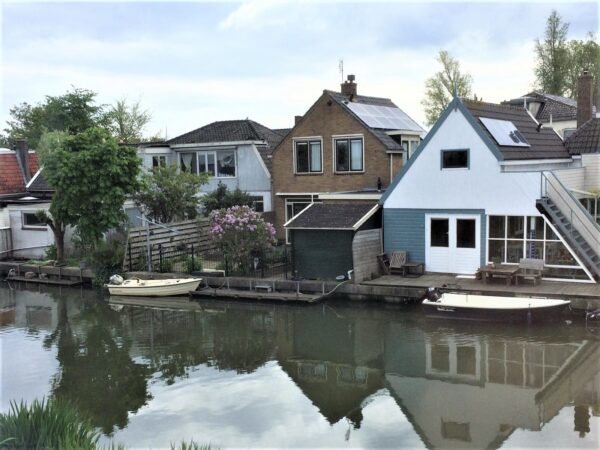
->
xmin=208 ymin=205 xmax=277 ymax=275
xmin=2 ymin=87 xmax=106 ymax=149
xmin=38 ymin=128 xmax=140 ymax=263
xmin=106 ymin=98 xmax=152 ymax=144
xmin=534 ymin=10 xmax=571 ymax=95
xmin=200 ymin=181 xmax=255 ymax=216
xmin=565 ymin=35 xmax=600 ymax=99
xmin=421 ymin=50 xmax=473 ymax=126
xmin=132 ymin=164 xmax=208 ymax=223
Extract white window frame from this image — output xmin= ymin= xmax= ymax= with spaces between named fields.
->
xmin=179 ymin=150 xmax=237 ymax=178
xmin=152 ymin=155 xmax=167 ymax=168
xmin=21 ymin=211 xmax=47 ymax=230
xmin=293 ymin=137 xmax=323 ymax=174
xmin=332 ymin=134 xmax=365 ymax=173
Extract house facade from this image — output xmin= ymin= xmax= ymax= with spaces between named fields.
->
xmin=272 ymin=75 xmax=424 ymax=241
xmin=381 ymin=95 xmax=599 ymax=283
xmin=138 ymin=120 xmax=287 ymax=214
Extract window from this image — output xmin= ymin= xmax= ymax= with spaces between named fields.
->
xmin=250 ymin=196 xmax=264 ymax=213
xmin=441 ymin=150 xmax=469 ymax=169
xmin=22 ymin=212 xmax=46 ymax=229
xmin=335 ymin=138 xmax=363 ymax=172
xmin=295 ymin=140 xmax=322 ymax=173
xmin=456 ymin=219 xmax=476 ymax=248
xmin=401 ymin=139 xmax=420 ymax=159
xmin=180 ymin=153 xmax=197 ymax=174
xmin=152 ymin=155 xmax=167 ymax=168
xmin=563 ymin=128 xmax=576 ymax=139
xmin=180 ymin=151 xmax=236 ymax=177
xmin=431 ymin=219 xmax=449 ymax=247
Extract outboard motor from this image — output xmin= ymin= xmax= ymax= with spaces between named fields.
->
xmin=109 ymin=274 xmax=124 ymax=285
xmin=422 ymin=287 xmax=441 ymax=302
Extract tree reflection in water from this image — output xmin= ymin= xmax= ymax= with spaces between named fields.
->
xmin=44 ymin=296 xmax=151 ymax=435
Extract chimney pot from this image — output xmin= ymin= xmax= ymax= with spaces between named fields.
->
xmin=294 ymin=115 xmax=302 ymax=125
xmin=341 ymin=74 xmax=357 ymax=97
xmin=577 ymin=69 xmax=593 ymax=128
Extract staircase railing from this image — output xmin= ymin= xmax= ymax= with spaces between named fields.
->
xmin=540 ymin=171 xmax=600 ymax=257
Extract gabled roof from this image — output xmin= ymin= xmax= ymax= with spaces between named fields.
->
xmin=26 ymin=168 xmax=54 ymax=193
xmin=325 ymin=90 xmax=424 ymax=151
xmin=166 ymin=119 xmax=285 ymax=174
xmin=565 ymin=117 xmax=600 ymax=154
xmin=464 ymin=100 xmax=571 ymax=160
xmin=505 ymin=92 xmax=595 ymax=122
xmin=284 ymin=202 xmax=379 ymax=230
xmin=0 ymin=149 xmax=39 ymax=196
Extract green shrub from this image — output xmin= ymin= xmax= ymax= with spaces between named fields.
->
xmin=184 ymin=255 xmax=203 ymax=272
xmin=89 ymin=230 xmax=127 ymax=286
xmin=44 ymin=244 xmax=58 ymax=261
xmin=0 ymin=398 xmax=100 ymax=450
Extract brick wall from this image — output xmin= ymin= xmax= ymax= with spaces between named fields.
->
xmin=272 ymin=92 xmax=397 ymax=238
xmin=352 ymin=228 xmax=382 ymax=283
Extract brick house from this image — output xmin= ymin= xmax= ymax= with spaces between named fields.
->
xmin=272 ymin=75 xmax=424 ymax=241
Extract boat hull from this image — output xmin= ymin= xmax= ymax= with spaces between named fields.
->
xmin=106 ymin=278 xmax=201 ymax=297
xmin=422 ymin=293 xmax=570 ymax=323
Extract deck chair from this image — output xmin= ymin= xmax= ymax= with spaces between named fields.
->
xmin=377 ymin=253 xmax=391 ymax=275
xmin=389 ymin=251 xmax=407 ymax=275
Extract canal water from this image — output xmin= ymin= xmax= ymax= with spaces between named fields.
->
xmin=1 ymin=282 xmax=598 ymax=449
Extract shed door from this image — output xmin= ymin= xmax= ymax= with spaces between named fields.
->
xmin=425 ymin=215 xmax=480 ymax=274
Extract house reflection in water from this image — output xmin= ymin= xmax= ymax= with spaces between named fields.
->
xmin=384 ymin=323 xmax=600 ymax=448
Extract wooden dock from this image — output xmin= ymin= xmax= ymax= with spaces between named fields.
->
xmin=189 ymin=287 xmax=324 ymax=303
xmin=5 ymin=275 xmax=82 ymax=286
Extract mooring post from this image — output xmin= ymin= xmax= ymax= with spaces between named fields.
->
xmin=322 ymin=282 xmax=325 ymax=294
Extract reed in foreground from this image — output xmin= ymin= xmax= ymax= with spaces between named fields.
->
xmin=0 ymin=398 xmax=100 ymax=449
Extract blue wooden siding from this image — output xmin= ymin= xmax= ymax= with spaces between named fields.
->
xmin=384 ymin=209 xmax=487 ymax=266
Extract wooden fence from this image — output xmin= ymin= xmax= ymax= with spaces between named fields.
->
xmin=0 ymin=228 xmax=12 ymax=258
xmin=123 ymin=219 xmax=215 ymax=270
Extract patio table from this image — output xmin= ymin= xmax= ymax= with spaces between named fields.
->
xmin=478 ymin=265 xmax=520 ymax=286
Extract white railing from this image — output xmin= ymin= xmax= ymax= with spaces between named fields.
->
xmin=541 ymin=171 xmax=600 ymax=259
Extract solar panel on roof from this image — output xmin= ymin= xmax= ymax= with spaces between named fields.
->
xmin=479 ymin=117 xmax=530 ymax=147
xmin=346 ymin=102 xmax=423 ymax=132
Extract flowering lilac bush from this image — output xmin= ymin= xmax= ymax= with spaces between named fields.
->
xmin=209 ymin=205 xmax=277 ymax=274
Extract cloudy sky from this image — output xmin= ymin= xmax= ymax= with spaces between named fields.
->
xmin=1 ymin=1 xmax=597 ymax=139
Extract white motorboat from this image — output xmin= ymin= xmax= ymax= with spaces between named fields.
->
xmin=106 ymin=276 xmax=202 ymax=297
xmin=422 ymin=288 xmax=570 ymax=322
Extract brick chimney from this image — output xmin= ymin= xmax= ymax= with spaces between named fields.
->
xmin=294 ymin=115 xmax=303 ymax=125
xmin=577 ymin=69 xmax=593 ymax=128
xmin=14 ymin=139 xmax=31 ymax=182
xmin=341 ymin=74 xmax=357 ymax=97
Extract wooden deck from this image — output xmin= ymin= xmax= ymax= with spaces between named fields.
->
xmin=189 ymin=287 xmax=323 ymax=303
xmin=362 ymin=274 xmax=600 ymax=302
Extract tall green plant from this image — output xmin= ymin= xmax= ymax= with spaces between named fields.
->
xmin=534 ymin=10 xmax=570 ymax=95
xmin=201 ymin=182 xmax=254 ymax=216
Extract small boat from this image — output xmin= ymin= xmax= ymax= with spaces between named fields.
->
xmin=421 ymin=288 xmax=570 ymax=322
xmin=106 ymin=276 xmax=202 ymax=297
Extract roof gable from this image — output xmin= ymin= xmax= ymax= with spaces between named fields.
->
xmin=379 ymin=97 xmax=503 ymax=205
xmin=565 ymin=117 xmax=600 ymax=154
xmin=0 ymin=151 xmax=39 ymax=196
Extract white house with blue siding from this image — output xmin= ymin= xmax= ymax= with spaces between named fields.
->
xmin=380 ymin=96 xmax=599 ymax=283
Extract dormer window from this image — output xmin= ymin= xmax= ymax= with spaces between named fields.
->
xmin=294 ymin=139 xmax=322 ymax=174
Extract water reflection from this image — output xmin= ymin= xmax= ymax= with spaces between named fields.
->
xmin=1 ymin=284 xmax=598 ymax=448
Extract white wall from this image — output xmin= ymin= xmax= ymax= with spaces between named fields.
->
xmin=8 ymin=203 xmax=55 ymax=259
xmin=582 ymin=154 xmax=600 ymax=191
xmin=541 ymin=119 xmax=577 ymax=138
xmin=554 ymin=167 xmax=586 ymax=191
xmin=384 ymin=108 xmax=542 ymax=217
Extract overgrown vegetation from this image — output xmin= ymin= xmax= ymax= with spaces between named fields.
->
xmin=0 ymin=399 xmax=101 ymax=450
xmin=87 ymin=229 xmax=128 ymax=286
xmin=133 ymin=164 xmax=208 ymax=223
xmin=201 ymin=182 xmax=255 ymax=216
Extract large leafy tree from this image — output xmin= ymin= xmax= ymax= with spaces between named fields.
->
xmin=39 ymin=128 xmax=140 ymax=263
xmin=2 ymin=87 xmax=106 ymax=149
xmin=132 ymin=164 xmax=208 ymax=223
xmin=565 ymin=35 xmax=600 ymax=99
xmin=534 ymin=10 xmax=570 ymax=95
xmin=106 ymin=98 xmax=153 ymax=144
xmin=421 ymin=50 xmax=473 ymax=126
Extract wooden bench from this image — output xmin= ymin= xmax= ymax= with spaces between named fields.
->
xmin=254 ymin=284 xmax=273 ymax=293
xmin=514 ymin=258 xmax=544 ymax=286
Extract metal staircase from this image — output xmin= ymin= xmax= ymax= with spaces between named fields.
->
xmin=537 ymin=171 xmax=600 ymax=281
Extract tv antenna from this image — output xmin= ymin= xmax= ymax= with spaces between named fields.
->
xmin=339 ymin=59 xmax=344 ymax=82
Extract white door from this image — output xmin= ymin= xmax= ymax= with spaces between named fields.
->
xmin=425 ymin=214 xmax=480 ymax=274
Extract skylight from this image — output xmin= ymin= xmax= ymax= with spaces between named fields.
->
xmin=346 ymin=102 xmax=423 ymax=132
xmin=479 ymin=117 xmax=530 ymax=147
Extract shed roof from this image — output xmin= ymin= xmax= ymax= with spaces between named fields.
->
xmin=564 ymin=118 xmax=600 ymax=155
xmin=26 ymin=168 xmax=54 ymax=192
xmin=463 ymin=100 xmax=571 ymax=160
xmin=284 ymin=202 xmax=379 ymax=230
xmin=0 ymin=150 xmax=39 ymax=196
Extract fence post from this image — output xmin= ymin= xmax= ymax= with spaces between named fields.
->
xmin=191 ymin=244 xmax=195 ymax=274
xmin=128 ymin=242 xmax=132 ymax=271
xmin=159 ymin=244 xmax=163 ymax=273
